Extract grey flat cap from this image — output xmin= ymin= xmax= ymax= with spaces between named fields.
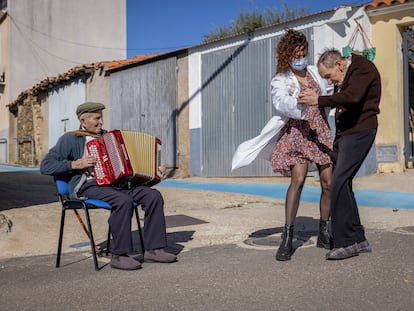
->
xmin=76 ymin=102 xmax=106 ymax=119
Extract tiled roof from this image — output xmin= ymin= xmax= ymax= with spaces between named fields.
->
xmin=103 ymin=54 xmax=159 ymax=70
xmin=365 ymin=0 xmax=407 ymax=9
xmin=7 ymin=54 xmax=160 ymax=109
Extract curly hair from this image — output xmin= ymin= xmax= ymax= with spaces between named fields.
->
xmin=276 ymin=29 xmax=308 ymax=74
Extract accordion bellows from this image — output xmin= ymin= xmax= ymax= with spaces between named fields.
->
xmin=86 ymin=130 xmax=161 ymax=186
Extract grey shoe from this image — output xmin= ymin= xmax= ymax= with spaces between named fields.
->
xmin=326 ymin=243 xmax=359 ymax=260
xmin=357 ymin=240 xmax=372 ymax=253
xmin=110 ymin=255 xmax=142 ymax=270
xmin=144 ymin=249 xmax=177 ymax=263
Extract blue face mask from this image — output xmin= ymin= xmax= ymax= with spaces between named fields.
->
xmin=291 ymin=57 xmax=308 ymax=71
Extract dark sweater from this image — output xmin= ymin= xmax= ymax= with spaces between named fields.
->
xmin=40 ymin=130 xmax=106 ymax=199
xmin=318 ymin=54 xmax=381 ymax=135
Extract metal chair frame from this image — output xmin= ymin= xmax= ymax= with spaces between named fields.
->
xmin=54 ymin=176 xmax=145 ymax=270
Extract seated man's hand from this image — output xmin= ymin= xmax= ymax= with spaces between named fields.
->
xmin=158 ymin=164 xmax=166 ymax=178
xmin=72 ymin=155 xmax=97 ymax=170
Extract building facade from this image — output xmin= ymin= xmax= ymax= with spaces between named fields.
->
xmin=188 ymin=5 xmax=375 ymax=177
xmin=1 ymin=0 xmax=126 ymax=164
xmin=7 ymin=0 xmax=414 ymax=179
xmin=365 ymin=0 xmax=414 ymax=172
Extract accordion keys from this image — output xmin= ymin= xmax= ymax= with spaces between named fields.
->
xmin=86 ymin=130 xmax=161 ymax=186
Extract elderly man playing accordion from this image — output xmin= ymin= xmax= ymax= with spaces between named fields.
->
xmin=40 ymin=102 xmax=177 ymax=270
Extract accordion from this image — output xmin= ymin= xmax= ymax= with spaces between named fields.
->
xmin=86 ymin=130 xmax=162 ymax=186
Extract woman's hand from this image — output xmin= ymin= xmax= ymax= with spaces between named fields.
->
xmin=298 ymin=89 xmax=319 ymax=106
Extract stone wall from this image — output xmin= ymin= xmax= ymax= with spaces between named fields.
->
xmin=13 ymin=95 xmax=45 ymax=166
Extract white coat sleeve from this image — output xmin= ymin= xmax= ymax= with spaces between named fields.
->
xmin=271 ymin=74 xmax=306 ymax=120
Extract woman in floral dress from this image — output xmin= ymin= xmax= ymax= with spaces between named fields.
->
xmin=271 ymin=29 xmax=334 ymax=261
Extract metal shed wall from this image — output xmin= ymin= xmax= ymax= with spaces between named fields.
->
xmin=110 ymin=58 xmax=178 ymax=168
xmin=48 ymin=79 xmax=86 ymax=148
xmin=201 ymin=28 xmax=314 ymax=177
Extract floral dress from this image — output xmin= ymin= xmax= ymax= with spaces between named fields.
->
xmin=271 ymin=72 xmax=333 ymax=176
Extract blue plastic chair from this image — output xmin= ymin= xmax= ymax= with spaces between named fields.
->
xmin=54 ymin=176 xmax=145 ymax=270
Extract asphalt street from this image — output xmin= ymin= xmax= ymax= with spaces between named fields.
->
xmin=0 ymin=166 xmax=413 ymax=310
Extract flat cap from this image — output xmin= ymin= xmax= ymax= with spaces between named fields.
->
xmin=76 ymin=102 xmax=105 ymax=119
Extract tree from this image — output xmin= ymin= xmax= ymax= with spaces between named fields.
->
xmin=202 ymin=2 xmax=309 ymax=42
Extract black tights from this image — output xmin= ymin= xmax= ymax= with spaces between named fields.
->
xmin=284 ymin=163 xmax=332 ymax=225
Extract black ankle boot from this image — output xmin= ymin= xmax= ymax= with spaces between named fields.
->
xmin=317 ymin=220 xmax=332 ymax=249
xmin=276 ymin=224 xmax=294 ymax=261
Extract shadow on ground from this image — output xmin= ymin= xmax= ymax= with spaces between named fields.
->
xmin=246 ymin=216 xmax=322 ymax=250
xmin=64 ymin=229 xmax=196 ymax=269
xmin=0 ymin=171 xmax=57 ymax=210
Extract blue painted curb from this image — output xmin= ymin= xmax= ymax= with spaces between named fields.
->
xmin=1 ymin=165 xmax=411 ymax=210
xmin=0 ymin=165 xmax=39 ymax=172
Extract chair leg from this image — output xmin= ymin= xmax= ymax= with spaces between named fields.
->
xmin=106 ymin=226 xmax=111 ymax=256
xmin=105 ymin=207 xmax=145 ymax=257
xmin=134 ymin=206 xmax=145 ymax=255
xmin=56 ymin=208 xmax=66 ymax=268
xmin=83 ymin=207 xmax=100 ymax=271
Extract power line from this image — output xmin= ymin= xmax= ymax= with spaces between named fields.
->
xmin=9 ymin=14 xmax=124 ymax=51
xmin=8 ymin=14 xmax=51 ymax=77
xmin=127 ymin=45 xmax=190 ymax=52
xmin=9 ymin=14 xmax=85 ymax=68
xmin=10 ymin=13 xmax=189 ymax=55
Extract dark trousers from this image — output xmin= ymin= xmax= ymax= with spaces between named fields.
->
xmin=79 ymin=181 xmax=167 ymax=255
xmin=331 ymin=128 xmax=377 ymax=248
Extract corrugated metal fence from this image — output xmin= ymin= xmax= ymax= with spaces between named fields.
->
xmin=201 ymin=28 xmax=314 ymax=177
xmin=110 ymin=58 xmax=178 ymax=168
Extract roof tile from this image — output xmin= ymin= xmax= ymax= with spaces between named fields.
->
xmin=365 ymin=0 xmax=407 ymax=9
xmin=8 ymin=54 xmax=160 ymax=108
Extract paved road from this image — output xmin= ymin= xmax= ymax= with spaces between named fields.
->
xmin=1 ymin=231 xmax=413 ymax=311
xmin=0 ymin=170 xmax=56 ymax=211
xmin=0 ymin=167 xmax=413 ymax=310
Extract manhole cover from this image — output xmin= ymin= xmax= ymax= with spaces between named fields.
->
xmin=394 ymin=226 xmax=414 ymax=235
xmin=244 ymin=235 xmax=282 ymax=247
xmin=243 ymin=234 xmax=315 ymax=248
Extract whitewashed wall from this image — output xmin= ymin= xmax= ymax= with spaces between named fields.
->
xmin=47 ymin=80 xmax=86 ymax=149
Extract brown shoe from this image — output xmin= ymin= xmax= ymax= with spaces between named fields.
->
xmin=144 ymin=249 xmax=177 ymax=263
xmin=110 ymin=255 xmax=142 ymax=270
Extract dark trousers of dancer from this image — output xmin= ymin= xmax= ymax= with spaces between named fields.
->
xmin=79 ymin=180 xmax=167 ymax=255
xmin=330 ymin=128 xmax=377 ymax=249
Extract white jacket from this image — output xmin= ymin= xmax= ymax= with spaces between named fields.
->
xmin=231 ymin=65 xmax=331 ymax=170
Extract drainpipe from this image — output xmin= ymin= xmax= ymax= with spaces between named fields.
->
xmin=0 ymin=138 xmax=7 ymax=163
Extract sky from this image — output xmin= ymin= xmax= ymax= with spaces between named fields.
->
xmin=126 ymin=0 xmax=370 ymax=58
